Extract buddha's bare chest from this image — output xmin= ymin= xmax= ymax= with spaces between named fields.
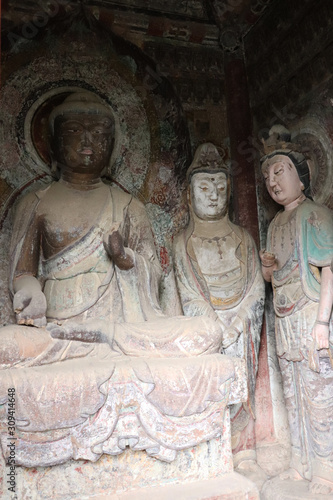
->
xmin=37 ymin=186 xmax=108 ymax=254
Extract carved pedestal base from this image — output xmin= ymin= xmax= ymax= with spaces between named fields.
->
xmin=0 ymin=446 xmax=260 ymax=500
xmin=0 ymin=411 xmax=259 ymax=500
xmin=0 ymin=411 xmax=260 ymax=500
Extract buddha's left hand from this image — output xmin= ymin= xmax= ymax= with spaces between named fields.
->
xmin=13 ymin=287 xmax=47 ymax=328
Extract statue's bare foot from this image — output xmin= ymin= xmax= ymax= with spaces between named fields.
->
xmin=235 ymin=459 xmax=268 ymax=490
xmin=279 ymin=468 xmax=303 ymax=481
xmin=309 ymin=476 xmax=333 ymax=495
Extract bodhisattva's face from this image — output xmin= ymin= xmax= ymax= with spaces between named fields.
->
xmin=53 ymin=112 xmax=114 ymax=176
xmin=190 ymin=172 xmax=228 ymax=220
xmin=263 ymin=158 xmax=304 ymax=207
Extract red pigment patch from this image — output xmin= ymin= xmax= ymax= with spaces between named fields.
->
xmin=159 ymin=246 xmax=169 ymax=272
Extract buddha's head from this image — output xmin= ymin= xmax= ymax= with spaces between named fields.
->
xmin=187 ymin=143 xmax=230 ymax=221
xmin=49 ymin=91 xmax=115 ymax=177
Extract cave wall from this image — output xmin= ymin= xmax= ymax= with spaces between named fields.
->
xmin=243 ymin=0 xmax=333 ymax=463
xmin=244 ymin=0 xmax=333 ymax=243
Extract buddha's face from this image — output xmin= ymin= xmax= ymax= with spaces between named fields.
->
xmin=190 ymin=172 xmax=228 ymax=220
xmin=53 ymin=112 xmax=114 ymax=176
xmin=263 ymin=157 xmax=304 ymax=207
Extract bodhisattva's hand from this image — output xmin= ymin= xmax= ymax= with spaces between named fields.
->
xmin=259 ymin=249 xmax=277 ymax=282
xmin=13 ymin=284 xmax=47 ymax=328
xmin=312 ymin=322 xmax=330 ymax=350
xmin=103 ymin=229 xmax=134 ymax=270
xmin=222 ymin=316 xmax=243 ymax=349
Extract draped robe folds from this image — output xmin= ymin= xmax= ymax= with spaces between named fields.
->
xmin=0 ymin=184 xmax=247 ymax=465
xmin=9 ymin=183 xmax=164 ymax=324
xmin=266 ymin=199 xmax=333 ymax=482
xmin=172 ymin=217 xmax=264 ymax=450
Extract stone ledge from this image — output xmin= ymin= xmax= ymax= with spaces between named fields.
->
xmin=91 ymin=472 xmax=259 ymax=500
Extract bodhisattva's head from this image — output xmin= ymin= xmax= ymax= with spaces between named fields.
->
xmin=261 ymin=154 xmax=306 ymax=209
xmin=187 ymin=143 xmax=230 ymax=221
xmin=260 ymin=126 xmax=312 ymax=209
xmin=49 ymin=91 xmax=115 ymax=178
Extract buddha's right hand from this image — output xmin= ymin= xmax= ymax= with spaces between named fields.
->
xmin=104 ymin=230 xmax=134 ymax=270
xmin=13 ymin=288 xmax=47 ymax=328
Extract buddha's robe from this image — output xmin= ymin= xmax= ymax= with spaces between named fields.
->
xmin=0 ymin=184 xmax=247 ymax=465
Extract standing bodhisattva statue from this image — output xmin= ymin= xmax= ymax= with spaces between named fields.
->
xmin=172 ymin=143 xmax=265 ymax=483
xmin=0 ymin=92 xmax=247 ymax=466
xmin=260 ymin=126 xmax=333 ymax=496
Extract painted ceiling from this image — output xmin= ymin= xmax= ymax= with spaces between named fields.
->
xmin=2 ymin=0 xmax=275 ymax=49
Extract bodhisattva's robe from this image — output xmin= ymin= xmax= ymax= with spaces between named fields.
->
xmin=173 ymin=215 xmax=264 ymax=458
xmin=266 ymin=198 xmax=333 ymax=482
